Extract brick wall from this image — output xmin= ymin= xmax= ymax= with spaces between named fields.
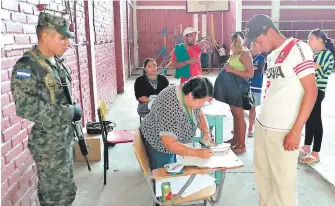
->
xmin=121 ymin=1 xmax=130 ymax=80
xmin=71 ymin=1 xmax=94 ymax=124
xmin=222 ymin=0 xmax=237 ymax=50
xmin=241 ymin=0 xmax=335 ymax=41
xmin=1 ymin=0 xmax=119 ymax=205
xmin=93 ymin=1 xmax=117 ymax=104
xmin=128 ymin=4 xmax=135 ymax=73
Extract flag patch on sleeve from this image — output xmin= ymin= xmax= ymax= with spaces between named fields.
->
xmin=16 ymin=69 xmax=31 ymax=79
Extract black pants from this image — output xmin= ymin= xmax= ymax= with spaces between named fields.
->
xmin=304 ymin=89 xmax=325 ymax=152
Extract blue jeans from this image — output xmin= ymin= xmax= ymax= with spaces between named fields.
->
xmin=143 ymin=138 xmax=176 ymax=206
xmin=144 ymin=140 xmax=176 ymax=170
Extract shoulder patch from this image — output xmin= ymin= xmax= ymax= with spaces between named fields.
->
xmin=16 ymin=69 xmax=32 ymax=79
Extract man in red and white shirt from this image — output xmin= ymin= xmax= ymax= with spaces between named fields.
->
xmin=171 ymin=27 xmax=207 ymax=84
xmin=244 ymin=15 xmax=317 ymax=206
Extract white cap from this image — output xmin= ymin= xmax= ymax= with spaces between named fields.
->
xmin=183 ymin=27 xmax=199 ymax=36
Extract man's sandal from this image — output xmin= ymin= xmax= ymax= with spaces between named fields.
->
xmin=300 ymin=154 xmax=320 ymax=164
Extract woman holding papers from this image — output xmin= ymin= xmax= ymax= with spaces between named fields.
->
xmin=134 ymin=58 xmax=169 ymax=119
xmin=140 ymin=77 xmax=214 ymax=170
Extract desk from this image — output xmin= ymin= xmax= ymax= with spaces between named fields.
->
xmin=197 ymin=99 xmax=229 ymax=143
xmin=197 ymin=99 xmax=230 ymax=183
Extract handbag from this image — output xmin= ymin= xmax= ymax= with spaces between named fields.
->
xmin=86 ymin=121 xmax=116 ymax=134
xmin=242 ymin=89 xmax=255 ymax=110
xmin=233 ymin=74 xmax=255 ymax=110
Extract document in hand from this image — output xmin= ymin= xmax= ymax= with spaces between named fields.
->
xmin=148 ymin=95 xmax=157 ymax=109
xmin=179 ymin=149 xmax=243 ymax=168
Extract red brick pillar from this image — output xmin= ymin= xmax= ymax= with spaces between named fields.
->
xmin=113 ymin=0 xmax=124 ymax=94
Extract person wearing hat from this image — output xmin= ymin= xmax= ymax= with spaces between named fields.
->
xmin=171 ymin=27 xmax=207 ymax=84
xmin=244 ymin=15 xmax=317 ymax=205
xmin=11 ymin=12 xmax=80 ymax=205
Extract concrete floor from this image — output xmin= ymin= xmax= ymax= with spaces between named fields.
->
xmin=73 ymin=74 xmax=335 ymax=206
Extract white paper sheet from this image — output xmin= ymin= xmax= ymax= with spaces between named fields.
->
xmin=202 ymin=99 xmax=230 ymax=116
xmin=148 ymin=95 xmax=157 ymax=109
xmin=179 ymin=149 xmax=243 ymax=168
xmin=155 ymin=174 xmax=216 ymax=198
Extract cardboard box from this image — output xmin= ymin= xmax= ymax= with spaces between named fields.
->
xmin=75 ymin=134 xmax=102 ymax=162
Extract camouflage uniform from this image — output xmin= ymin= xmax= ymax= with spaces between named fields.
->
xmin=11 ymin=12 xmax=77 ymax=206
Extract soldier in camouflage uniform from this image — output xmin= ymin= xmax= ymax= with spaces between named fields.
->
xmin=11 ymin=12 xmax=81 ymax=206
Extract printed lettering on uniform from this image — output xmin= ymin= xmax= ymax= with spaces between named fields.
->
xmin=266 ymin=66 xmax=285 ymax=79
xmin=16 ymin=69 xmax=31 ymax=79
xmin=296 ymin=43 xmax=305 ymax=61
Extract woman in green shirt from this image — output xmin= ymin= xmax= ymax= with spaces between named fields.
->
xmin=300 ymin=29 xmax=335 ymax=163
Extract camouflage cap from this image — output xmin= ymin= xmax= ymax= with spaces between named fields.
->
xmin=38 ymin=12 xmax=74 ymax=39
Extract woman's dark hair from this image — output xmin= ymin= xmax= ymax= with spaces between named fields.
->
xmin=142 ymin=58 xmax=156 ymax=75
xmin=182 ymin=77 xmax=214 ymax=99
xmin=310 ymin=29 xmax=335 ymax=57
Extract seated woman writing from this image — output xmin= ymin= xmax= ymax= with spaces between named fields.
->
xmin=134 ymin=58 xmax=169 ymax=118
xmin=140 ymin=77 xmax=214 ymax=170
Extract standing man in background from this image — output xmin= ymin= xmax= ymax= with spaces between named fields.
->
xmin=171 ymin=27 xmax=207 ymax=84
xmin=218 ymin=43 xmax=228 ymax=67
xmin=11 ymin=12 xmax=81 ymax=205
xmin=247 ymin=43 xmax=265 ymax=137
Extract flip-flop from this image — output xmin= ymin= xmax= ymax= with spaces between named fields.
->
xmin=300 ymin=154 xmax=320 ymax=164
xmin=247 ymin=132 xmax=253 ymax=138
xmin=298 ymin=148 xmax=308 ymax=159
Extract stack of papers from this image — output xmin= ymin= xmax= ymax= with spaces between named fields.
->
xmin=210 ymin=143 xmax=231 ymax=154
xmin=155 ymin=174 xmax=216 ymax=198
xmin=164 ymin=163 xmax=184 ymax=173
xmin=179 ymin=149 xmax=243 ymax=168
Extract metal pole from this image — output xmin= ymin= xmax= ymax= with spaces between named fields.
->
xmin=206 ymin=3 xmax=211 ymax=73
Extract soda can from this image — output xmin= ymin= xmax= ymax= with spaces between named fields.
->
xmin=161 ymin=181 xmax=172 ymax=202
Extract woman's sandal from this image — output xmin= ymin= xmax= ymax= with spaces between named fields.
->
xmin=231 ymin=145 xmax=246 ymax=154
xmin=300 ymin=154 xmax=320 ymax=164
xmin=298 ymin=148 xmax=309 ymax=159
